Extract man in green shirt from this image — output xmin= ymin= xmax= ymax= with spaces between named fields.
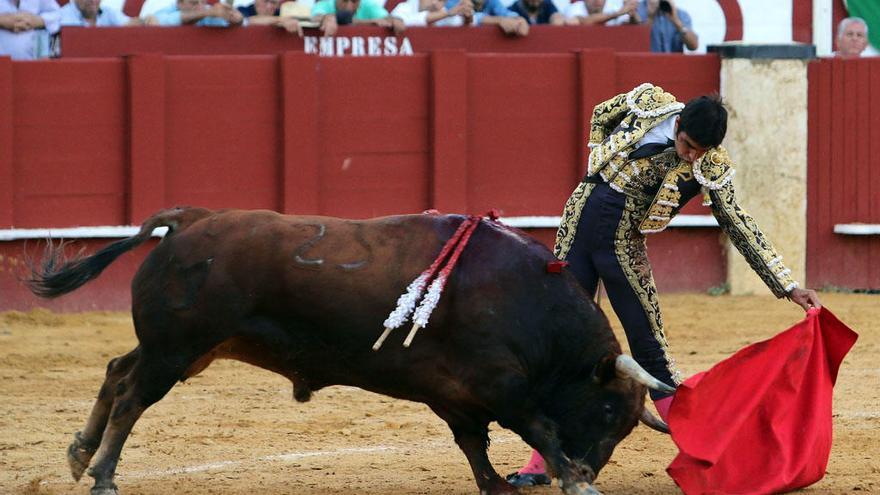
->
xmin=311 ymin=0 xmax=405 ymax=34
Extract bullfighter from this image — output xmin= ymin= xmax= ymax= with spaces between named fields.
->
xmin=507 ymin=82 xmax=823 ymax=487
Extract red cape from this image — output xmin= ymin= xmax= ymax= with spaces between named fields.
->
xmin=666 ymin=307 xmax=858 ymax=495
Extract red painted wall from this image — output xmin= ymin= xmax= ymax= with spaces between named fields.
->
xmin=0 ymin=240 xmax=158 ymax=312
xmin=792 ymin=0 xmax=848 ymax=45
xmin=0 ymin=50 xmax=723 ymax=311
xmin=5 ymin=59 xmax=128 ymax=228
xmin=807 ymin=57 xmax=880 ymax=290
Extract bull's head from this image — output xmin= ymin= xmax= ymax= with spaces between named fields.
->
xmin=546 ymin=353 xmax=674 ymax=490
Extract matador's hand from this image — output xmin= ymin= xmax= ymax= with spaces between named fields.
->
xmin=788 ymin=287 xmax=822 ymax=311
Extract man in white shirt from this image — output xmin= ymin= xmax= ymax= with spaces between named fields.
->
xmin=389 ymin=0 xmax=471 ymax=26
xmin=0 ymin=0 xmax=59 ymax=59
xmin=59 ymin=0 xmax=150 ymax=26
xmin=565 ymin=0 xmax=639 ymax=26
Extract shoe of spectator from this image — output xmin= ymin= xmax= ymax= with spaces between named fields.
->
xmin=505 ymin=472 xmax=551 ymax=487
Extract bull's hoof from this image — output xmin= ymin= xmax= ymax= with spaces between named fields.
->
xmin=505 ymin=472 xmax=551 ymax=487
xmin=67 ymin=432 xmax=97 ymax=481
xmin=90 ymin=479 xmax=119 ymax=495
xmin=558 ymin=479 xmax=602 ymax=495
xmin=480 ymin=479 xmax=521 ymax=495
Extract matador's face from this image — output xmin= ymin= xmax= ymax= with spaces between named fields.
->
xmin=673 ymin=117 xmax=708 ymax=163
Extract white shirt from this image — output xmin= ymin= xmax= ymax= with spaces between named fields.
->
xmin=59 ymin=2 xmax=130 ymax=26
xmin=138 ymin=0 xmax=173 ymax=17
xmin=564 ymin=0 xmax=632 ymax=25
xmin=636 ymin=113 xmax=677 ymax=148
xmin=390 ymin=0 xmax=462 ymax=26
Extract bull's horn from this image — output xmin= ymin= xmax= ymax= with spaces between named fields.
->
xmin=639 ymin=408 xmax=670 ymax=434
xmin=614 ymin=355 xmax=676 ymax=394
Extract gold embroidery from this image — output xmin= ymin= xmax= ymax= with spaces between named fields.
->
xmin=626 ymin=83 xmax=682 ymax=118
xmin=614 ymin=195 xmax=682 ymax=385
xmin=587 ymin=84 xmax=683 ymax=177
xmin=554 ymin=182 xmax=597 ymax=260
xmin=709 ymin=184 xmax=798 ymax=298
xmin=693 ymin=146 xmax=736 ymax=190
xmin=638 ymin=161 xmax=691 ymax=234
xmin=572 ymin=84 xmax=799 ymax=300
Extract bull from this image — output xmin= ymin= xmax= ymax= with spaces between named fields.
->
xmin=27 ymin=207 xmax=673 ymax=495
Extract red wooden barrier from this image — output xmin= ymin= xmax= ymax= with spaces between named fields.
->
xmin=807 ymin=57 xmax=880 ymax=290
xmin=128 ymin=53 xmax=167 ymax=223
xmin=0 ymin=58 xmax=12 ymax=228
xmin=0 ymin=50 xmax=723 ymax=311
xmin=11 ymin=59 xmax=128 ymax=228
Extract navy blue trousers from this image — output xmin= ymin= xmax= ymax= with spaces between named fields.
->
xmin=564 ymin=183 xmax=677 ymax=399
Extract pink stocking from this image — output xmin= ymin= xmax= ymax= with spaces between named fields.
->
xmin=518 ymin=449 xmax=545 ymax=474
xmin=654 ymin=395 xmax=674 ymax=423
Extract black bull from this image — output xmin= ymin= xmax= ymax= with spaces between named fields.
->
xmin=27 ymin=207 xmax=673 ymax=495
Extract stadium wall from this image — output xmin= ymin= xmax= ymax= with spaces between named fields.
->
xmin=0 ymin=50 xmax=725 ymax=311
xmin=807 ymin=57 xmax=880 ymax=290
xmin=3 ymin=51 xmax=877 ymax=311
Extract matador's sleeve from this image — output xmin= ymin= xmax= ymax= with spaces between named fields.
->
xmin=588 ymin=92 xmax=629 ymax=145
xmin=698 ymin=149 xmax=799 ymax=298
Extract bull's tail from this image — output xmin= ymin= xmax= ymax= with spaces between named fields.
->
xmin=27 ymin=207 xmax=212 ymax=299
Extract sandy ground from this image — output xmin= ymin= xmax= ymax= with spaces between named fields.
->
xmin=0 ymin=293 xmax=878 ymax=495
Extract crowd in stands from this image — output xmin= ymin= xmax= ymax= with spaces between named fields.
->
xmin=0 ymin=0 xmax=875 ymax=60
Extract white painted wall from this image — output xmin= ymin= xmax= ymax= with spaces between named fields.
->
xmin=739 ymin=0 xmax=792 ymax=43
xmin=675 ymin=0 xmax=726 ymax=53
xmin=675 ymin=0 xmax=793 ymax=54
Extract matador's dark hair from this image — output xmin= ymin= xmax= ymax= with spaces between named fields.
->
xmin=678 ymin=94 xmax=727 ymax=148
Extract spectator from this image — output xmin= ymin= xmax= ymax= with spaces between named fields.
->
xmin=238 ymin=0 xmax=281 ymax=17
xmin=153 ymin=0 xmax=244 ymax=26
xmin=311 ymin=0 xmax=405 ymax=36
xmin=566 ymin=0 xmax=639 ymax=26
xmin=239 ymin=0 xmax=308 ymax=35
xmin=465 ymin=0 xmax=528 ymax=35
xmin=638 ymin=0 xmax=696 ymax=52
xmin=509 ymin=0 xmax=563 ymax=25
xmin=390 ymin=0 xmax=472 ymax=27
xmin=59 ymin=0 xmax=150 ymax=26
xmin=0 ymin=0 xmax=59 ymax=60
xmin=835 ymin=17 xmax=869 ymax=58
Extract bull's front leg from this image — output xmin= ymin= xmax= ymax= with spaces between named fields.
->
xmin=516 ymin=418 xmax=602 ymax=495
xmin=439 ymin=416 xmax=517 ymax=495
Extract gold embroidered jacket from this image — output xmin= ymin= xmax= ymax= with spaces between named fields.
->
xmin=557 ymin=83 xmax=799 ymax=298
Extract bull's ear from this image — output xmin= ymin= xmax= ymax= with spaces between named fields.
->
xmin=591 ymin=353 xmax=618 ymax=385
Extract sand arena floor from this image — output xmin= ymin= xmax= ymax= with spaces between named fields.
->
xmin=1 ymin=293 xmax=878 ymax=495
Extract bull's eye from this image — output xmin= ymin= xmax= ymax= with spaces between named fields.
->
xmin=603 ymin=403 xmax=614 ymax=422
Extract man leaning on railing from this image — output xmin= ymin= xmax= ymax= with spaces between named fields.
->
xmin=0 ymin=0 xmax=59 ymax=59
